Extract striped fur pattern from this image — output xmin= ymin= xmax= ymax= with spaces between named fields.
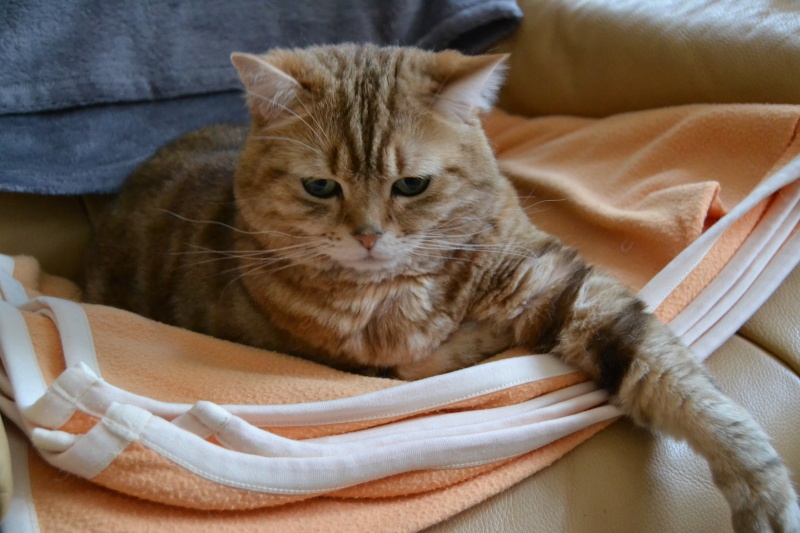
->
xmin=84 ymin=45 xmax=799 ymax=532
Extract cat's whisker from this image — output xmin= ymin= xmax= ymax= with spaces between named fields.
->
xmin=460 ymin=190 xmax=567 ymax=211
xmin=182 ymin=255 xmax=257 ymax=269
xmin=521 ymin=207 xmax=563 ymax=218
xmin=470 ymin=188 xmax=549 ymax=202
xmin=221 ymin=246 xmax=327 ymax=275
xmin=174 ymin=251 xmax=268 ymax=269
xmin=413 ymin=242 xmax=502 ymax=253
xmin=169 ymin=248 xmax=271 ymax=257
xmin=424 ymin=225 xmax=497 ymax=240
xmin=159 ymin=209 xmax=320 ymax=241
xmin=294 ymin=96 xmax=332 ymax=145
xmin=247 ymin=91 xmax=329 ymax=148
xmin=240 ymin=241 xmax=323 ymax=254
xmin=251 ymin=135 xmax=324 ymax=157
xmin=220 ymin=261 xmax=269 ymax=297
xmin=424 ymin=70 xmax=454 ymax=113
xmin=418 ymin=238 xmax=533 ymax=252
xmin=425 ymin=213 xmax=498 ymax=234
xmin=223 ymin=249 xmax=329 ymax=288
xmin=183 ymin=243 xmax=271 ymax=254
xmin=407 ymin=250 xmax=475 ymax=264
xmin=158 ymin=209 xmax=266 ymax=235
xmin=233 ymin=206 xmax=322 ymax=241
xmin=185 ymin=241 xmax=321 ymax=255
xmin=431 ymin=217 xmax=491 ymax=233
xmin=519 ymin=199 xmax=566 ymax=216
xmin=219 ymin=259 xmax=283 ymax=278
xmin=434 ymin=208 xmax=514 ymax=230
xmin=413 ymin=228 xmax=501 ymax=246
xmin=430 ymin=200 xmax=561 ymax=238
xmin=412 ymin=240 xmax=534 ymax=260
xmin=258 ymin=253 xmax=330 ymax=275
xmin=177 ymin=242 xmax=323 ymax=269
xmin=469 ymin=189 xmax=567 ymax=215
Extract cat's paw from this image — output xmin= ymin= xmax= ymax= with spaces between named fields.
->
xmin=728 ymin=475 xmax=800 ymax=533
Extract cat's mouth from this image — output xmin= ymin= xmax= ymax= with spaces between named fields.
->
xmin=323 ymin=238 xmax=408 ymax=273
xmin=339 ymin=255 xmax=398 ymax=272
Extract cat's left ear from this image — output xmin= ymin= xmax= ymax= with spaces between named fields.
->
xmin=433 ymin=52 xmax=508 ymax=122
xmin=231 ymin=52 xmax=301 ymax=120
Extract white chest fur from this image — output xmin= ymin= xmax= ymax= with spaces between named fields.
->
xmin=327 ymin=276 xmax=454 ymax=366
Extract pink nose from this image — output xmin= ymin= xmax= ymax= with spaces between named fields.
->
xmin=354 ymin=232 xmax=381 ymax=250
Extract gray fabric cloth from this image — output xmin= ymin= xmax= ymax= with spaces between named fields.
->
xmin=0 ymin=0 xmax=522 ymax=195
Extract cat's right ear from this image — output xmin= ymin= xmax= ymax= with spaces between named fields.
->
xmin=231 ymin=52 xmax=301 ymax=121
xmin=432 ymin=52 xmax=508 ymax=123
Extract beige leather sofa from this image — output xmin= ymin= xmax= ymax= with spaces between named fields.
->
xmin=1 ymin=1 xmax=798 ymax=531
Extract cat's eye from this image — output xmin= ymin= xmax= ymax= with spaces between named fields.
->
xmin=392 ymin=176 xmax=431 ymax=197
xmin=302 ymin=178 xmax=341 ymax=199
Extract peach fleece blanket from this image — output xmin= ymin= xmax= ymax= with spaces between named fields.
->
xmin=1 ymin=104 xmax=799 ymax=533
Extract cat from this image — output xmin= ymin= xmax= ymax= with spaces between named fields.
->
xmin=83 ymin=44 xmax=799 ymax=532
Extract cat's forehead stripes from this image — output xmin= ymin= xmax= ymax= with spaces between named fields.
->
xmin=394 ymin=144 xmax=407 ymax=176
xmin=331 ymin=48 xmax=406 ymax=179
xmin=327 ymin=145 xmax=341 ymax=176
xmin=326 ymin=140 xmax=413 ymax=182
xmin=325 ymin=140 xmax=440 ymax=187
xmin=319 ymin=50 xmax=441 ymax=182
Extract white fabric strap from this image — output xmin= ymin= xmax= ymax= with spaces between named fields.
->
xmin=21 ymin=297 xmax=102 ymax=377
xmin=688 ymin=229 xmax=800 ymax=359
xmin=669 ymin=181 xmax=800 ymax=339
xmin=19 ymin=359 xmax=615 ymax=493
xmin=282 ymin=382 xmax=603 ymax=445
xmin=682 ymin=203 xmax=800 ymax=347
xmin=3 ymin=428 xmax=40 ymax=533
xmin=37 ymin=402 xmax=151 ymax=480
xmin=35 ymin=399 xmax=618 ymax=494
xmin=0 ymin=255 xmax=28 ymax=308
xmin=0 ymin=301 xmax=48 ymax=412
xmin=25 ymin=355 xmax=580 ymax=429
xmin=639 ymin=152 xmax=800 ymax=310
xmin=22 ymin=364 xmax=102 ymax=429
xmin=200 ymin=388 xmax=611 ymax=458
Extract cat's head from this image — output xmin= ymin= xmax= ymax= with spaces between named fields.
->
xmin=231 ymin=44 xmax=508 ymax=280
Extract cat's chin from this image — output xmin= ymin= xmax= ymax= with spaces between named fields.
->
xmin=337 ymin=256 xmax=400 ymax=273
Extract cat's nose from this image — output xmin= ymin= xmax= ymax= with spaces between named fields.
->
xmin=353 ymin=228 xmax=383 ymax=250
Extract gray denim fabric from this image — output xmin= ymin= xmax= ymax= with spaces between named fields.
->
xmin=0 ymin=0 xmax=521 ymax=194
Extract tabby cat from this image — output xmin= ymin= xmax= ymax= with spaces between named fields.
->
xmin=84 ymin=44 xmax=799 ymax=532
